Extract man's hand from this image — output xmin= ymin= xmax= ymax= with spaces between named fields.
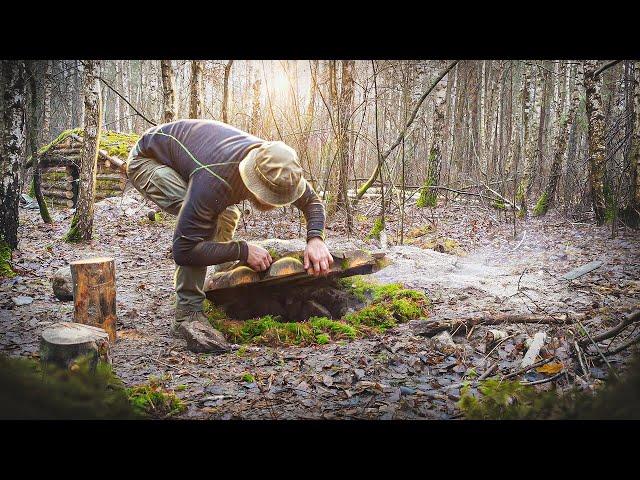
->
xmin=246 ymin=244 xmax=273 ymax=272
xmin=304 ymin=237 xmax=334 ymax=276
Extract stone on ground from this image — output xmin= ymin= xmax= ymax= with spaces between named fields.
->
xmin=52 ymin=265 xmax=73 ymax=301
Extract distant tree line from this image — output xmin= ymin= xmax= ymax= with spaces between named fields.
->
xmin=1 ymin=60 xmax=639 ymax=257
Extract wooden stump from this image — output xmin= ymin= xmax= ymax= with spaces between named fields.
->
xmin=40 ymin=322 xmax=111 ymax=371
xmin=70 ymin=257 xmax=117 ymax=341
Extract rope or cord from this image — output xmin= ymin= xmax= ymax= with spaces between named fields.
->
xmin=148 ymin=130 xmax=230 ymax=189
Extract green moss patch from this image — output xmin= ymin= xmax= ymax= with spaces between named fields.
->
xmin=0 ymin=354 xmax=142 ymax=419
xmin=344 ymin=304 xmax=397 ymax=331
xmin=533 ymin=191 xmax=549 ymax=216
xmin=204 ymin=278 xmax=430 ymax=346
xmin=416 ymin=179 xmax=437 ymax=208
xmin=264 ymin=248 xmax=305 ymax=264
xmin=416 ymin=236 xmax=465 ymax=256
xmin=63 ymin=214 xmax=82 ymax=243
xmin=207 ymin=313 xmax=359 ymax=347
xmin=492 ymin=199 xmax=507 ymax=211
xmin=127 ymin=381 xmax=186 ymax=418
xmin=458 ymin=352 xmax=640 ymax=420
xmin=367 ymin=218 xmax=384 ymax=240
xmin=458 ymin=378 xmax=560 ymax=420
xmin=0 ymin=240 xmax=15 ymax=279
xmin=37 ymin=128 xmax=139 ymax=159
xmin=406 ymin=224 xmax=434 ymax=239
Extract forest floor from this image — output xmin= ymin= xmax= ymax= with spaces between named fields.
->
xmin=2 ymin=187 xmax=639 ymax=419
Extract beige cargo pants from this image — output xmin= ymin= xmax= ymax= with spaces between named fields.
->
xmin=126 ymin=145 xmax=241 ymax=312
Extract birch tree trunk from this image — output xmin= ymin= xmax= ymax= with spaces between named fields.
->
xmin=0 ymin=61 xmax=26 ymax=250
xmin=420 ymin=60 xmax=449 ymax=207
xmin=533 ymin=60 xmax=553 ymax=193
xmin=300 ymin=60 xmax=318 ymax=185
xmin=65 ymin=62 xmax=74 ymax=129
xmin=583 ymin=60 xmax=608 ymax=224
xmin=65 ymin=60 xmax=102 ymax=242
xmin=469 ymin=61 xmax=481 ymax=177
xmin=160 ymin=60 xmax=176 ymax=123
xmin=519 ymin=61 xmax=538 ymax=215
xmin=325 ymin=60 xmax=340 ymax=216
xmin=189 ymin=60 xmax=203 ymax=118
xmin=250 ymin=78 xmax=262 ymax=135
xmin=630 ymin=62 xmax=640 ymax=214
xmin=451 ymin=62 xmax=467 ymax=179
xmin=148 ymin=60 xmax=160 ymax=122
xmin=222 ymin=60 xmax=234 ymax=123
xmin=136 ymin=60 xmax=147 ymax=132
xmin=73 ymin=61 xmax=82 ymax=127
xmin=42 ymin=61 xmax=52 ymax=142
xmin=537 ymin=61 xmax=581 ymax=215
xmin=505 ymin=61 xmax=523 ymax=181
xmin=120 ymin=60 xmax=132 ymax=131
xmin=336 ymin=59 xmax=355 ymax=230
xmin=25 ymin=62 xmax=52 ymax=224
xmin=113 ymin=61 xmax=122 ymax=131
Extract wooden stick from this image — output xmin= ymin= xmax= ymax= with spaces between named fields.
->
xmin=68 ymin=132 xmax=127 ymax=173
xmin=581 ymin=310 xmax=640 ymax=345
xmin=413 ymin=312 xmax=578 ymax=337
xmin=520 ymin=371 xmax=564 ymax=386
xmin=603 ymin=333 xmax=640 ymax=355
xmin=478 ymin=362 xmax=498 ymax=380
xmin=501 ymin=357 xmax=554 ymax=380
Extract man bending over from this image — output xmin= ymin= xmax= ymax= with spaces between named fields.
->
xmin=126 ymin=119 xmax=333 ymax=353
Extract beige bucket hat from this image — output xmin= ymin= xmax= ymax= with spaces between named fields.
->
xmin=239 ymin=141 xmax=306 ymax=207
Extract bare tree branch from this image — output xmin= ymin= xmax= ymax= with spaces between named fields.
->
xmin=355 ymin=60 xmax=459 ymax=200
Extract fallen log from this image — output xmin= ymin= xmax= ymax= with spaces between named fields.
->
xmin=53 ymin=148 xmax=82 ymax=156
xmin=40 ymin=322 xmax=110 ymax=371
xmin=49 ymin=198 xmax=74 ymax=208
xmin=95 ymin=182 xmax=126 ymax=192
xmin=98 ymin=150 xmax=126 ymax=172
xmin=41 ymin=172 xmax=73 ymax=181
xmin=42 ymin=181 xmax=74 ymax=191
xmin=43 ymin=189 xmax=74 ymax=199
xmin=42 ymin=166 xmax=73 ymax=174
xmin=412 ymin=312 xmax=580 ymax=337
xmin=96 ymin=174 xmax=126 ymax=182
xmin=70 ymin=257 xmax=117 ymax=341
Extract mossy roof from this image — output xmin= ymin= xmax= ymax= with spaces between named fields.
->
xmin=38 ymin=128 xmax=140 ymax=159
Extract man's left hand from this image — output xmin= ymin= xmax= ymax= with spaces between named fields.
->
xmin=304 ymin=238 xmax=334 ymax=276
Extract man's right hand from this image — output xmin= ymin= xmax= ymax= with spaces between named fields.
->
xmin=246 ymin=244 xmax=273 ymax=272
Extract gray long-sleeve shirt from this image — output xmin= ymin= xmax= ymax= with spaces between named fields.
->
xmin=135 ymin=119 xmax=325 ymax=267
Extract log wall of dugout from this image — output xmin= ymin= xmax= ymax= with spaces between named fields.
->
xmin=37 ymin=136 xmax=128 ymax=209
xmin=70 ymin=257 xmax=117 ymax=342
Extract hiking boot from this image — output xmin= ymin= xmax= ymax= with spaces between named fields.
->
xmin=171 ymin=307 xmax=230 ymax=354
